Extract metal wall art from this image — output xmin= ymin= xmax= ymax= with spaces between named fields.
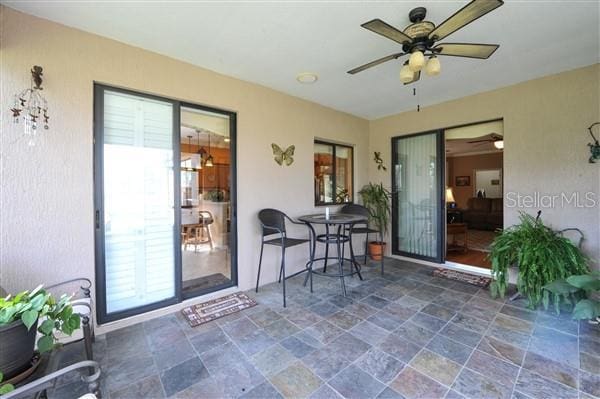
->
xmin=374 ymin=151 xmax=387 ymax=171
xmin=10 ymin=65 xmax=50 ymax=146
xmin=588 ymin=122 xmax=600 ymax=163
xmin=271 ymin=144 xmax=295 ymax=166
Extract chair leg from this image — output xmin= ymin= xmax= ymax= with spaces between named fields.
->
xmin=335 ymin=227 xmax=347 ymax=297
xmin=206 ymin=225 xmax=214 ymax=249
xmin=364 ymin=233 xmax=369 ymax=265
xmin=256 ymin=241 xmax=264 ymax=292
xmin=323 ymin=243 xmax=329 ymax=273
xmin=281 ymin=247 xmax=287 ymax=307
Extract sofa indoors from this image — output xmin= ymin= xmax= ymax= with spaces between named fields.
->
xmin=462 ymin=197 xmax=503 ymax=230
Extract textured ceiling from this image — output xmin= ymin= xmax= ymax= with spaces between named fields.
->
xmin=4 ymin=0 xmax=599 ymax=119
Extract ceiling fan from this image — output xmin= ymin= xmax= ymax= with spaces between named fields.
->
xmin=468 ymin=134 xmax=504 ymax=149
xmin=348 ymin=0 xmax=504 ymax=84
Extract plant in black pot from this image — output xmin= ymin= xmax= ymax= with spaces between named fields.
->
xmin=0 ymin=285 xmax=81 ymax=380
xmin=489 ymin=211 xmax=590 ymax=311
xmin=359 ymin=182 xmax=391 ymax=261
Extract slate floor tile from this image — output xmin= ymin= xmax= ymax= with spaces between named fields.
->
xmin=281 ymin=335 xmax=318 ymax=358
xmin=240 ymin=381 xmax=284 ymax=399
xmin=329 ymin=365 xmax=386 ymax=399
xmin=310 ymin=301 xmax=342 ymax=317
xmin=105 ymin=353 xmax=158 ymax=392
xmin=368 ymin=311 xmax=404 ymax=331
xmin=580 ymin=336 xmax=600 ymax=357
xmin=410 ymin=349 xmax=461 ymax=386
xmin=264 ymin=318 xmax=301 ymax=340
xmin=285 ymin=308 xmax=323 ymax=329
xmin=305 ymin=320 xmax=345 ymax=344
xmin=528 ymin=326 xmax=579 ymax=368
xmin=150 ymin=335 xmax=196 ymax=372
xmin=384 ymin=303 xmax=418 ymax=321
xmin=426 ymin=335 xmax=473 ymax=365
xmin=394 ymin=296 xmax=427 ymax=311
xmin=234 ymin=329 xmax=277 ymax=356
xmin=270 ymin=362 xmax=322 ymax=398
xmin=345 ymin=302 xmax=379 ymax=319
xmin=328 ymin=332 xmax=372 ymax=361
xmin=362 ymin=295 xmax=391 ymax=309
xmin=450 ymin=312 xmax=489 ymax=334
xmin=460 ymin=303 xmax=496 ymax=322
xmin=522 ymin=351 xmax=578 ymax=388
xmin=249 ymin=308 xmax=283 ymax=327
xmin=210 ymin=359 xmax=267 ymax=398
xmin=222 ymin=317 xmax=259 ymax=339
xmin=309 ymin=384 xmax=344 ymax=399
xmin=378 ymin=334 xmax=422 ymax=363
xmin=251 ymin=344 xmax=296 ymax=376
xmin=421 ymin=304 xmax=456 ymax=322
xmin=159 ymin=357 xmax=209 ymax=397
xmin=535 ymin=313 xmax=578 ymax=335
xmin=493 ymin=313 xmax=534 ymax=334
xmin=356 ymin=348 xmax=405 ymax=383
xmin=200 ymin=342 xmax=246 ymax=372
xmin=580 ymin=370 xmax=600 ymax=397
xmin=376 ymin=387 xmax=406 ymax=399
xmin=500 ymin=304 xmax=537 ymax=322
xmin=188 ymin=327 xmax=229 ymax=354
xmin=477 ymin=336 xmax=525 ymax=366
xmin=109 ymin=374 xmax=165 ymax=399
xmin=465 ymin=350 xmax=519 ymax=387
xmin=329 ymin=295 xmax=355 ymax=308
xmin=580 ymin=352 xmax=600 ymax=375
xmin=409 ymin=312 xmax=447 ymax=333
xmin=453 ymin=368 xmax=512 ymax=399
xmin=328 ymin=310 xmax=363 ymax=330
xmin=349 ymin=320 xmax=389 ymax=345
xmin=439 ymin=323 xmax=482 ymax=348
xmin=302 ymin=347 xmax=352 ymax=380
xmin=390 ymin=367 xmax=448 ymax=399
xmin=515 ymin=369 xmax=578 ymax=399
xmin=395 ymin=321 xmax=436 ymax=346
xmin=487 ymin=324 xmax=531 ymax=349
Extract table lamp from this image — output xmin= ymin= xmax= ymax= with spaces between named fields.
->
xmin=446 ymin=187 xmax=456 ymax=209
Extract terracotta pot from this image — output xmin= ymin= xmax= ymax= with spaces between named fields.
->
xmin=368 ymin=241 xmax=386 ymax=261
xmin=0 ymin=318 xmax=38 ymax=379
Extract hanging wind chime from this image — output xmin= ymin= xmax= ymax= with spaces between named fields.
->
xmin=10 ymin=65 xmax=50 ymax=146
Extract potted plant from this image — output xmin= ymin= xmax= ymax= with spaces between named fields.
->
xmin=359 ymin=182 xmax=391 ymax=260
xmin=544 ymin=272 xmax=600 ymax=323
xmin=489 ymin=211 xmax=590 ymax=310
xmin=0 ymin=285 xmax=81 ymax=379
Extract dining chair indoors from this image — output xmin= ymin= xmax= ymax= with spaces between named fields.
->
xmin=256 ymin=208 xmax=313 ymax=307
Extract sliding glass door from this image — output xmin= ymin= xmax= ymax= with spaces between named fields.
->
xmin=94 ymin=85 xmax=237 ymax=323
xmin=391 ymin=131 xmax=444 ymax=263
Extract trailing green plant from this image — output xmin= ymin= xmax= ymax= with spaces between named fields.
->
xmin=0 ymin=372 xmax=14 ymax=395
xmin=0 ymin=285 xmax=81 ymax=353
xmin=544 ymin=271 xmax=600 ymax=320
xmin=359 ymin=182 xmax=391 ymax=241
xmin=489 ymin=211 xmax=590 ymax=310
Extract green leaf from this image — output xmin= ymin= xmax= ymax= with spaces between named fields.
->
xmin=566 ymin=275 xmax=600 ymax=291
xmin=37 ymin=335 xmax=54 ymax=353
xmin=543 ymin=279 xmax=579 ymax=295
xmin=29 ymin=293 xmax=47 ymax=311
xmin=21 ymin=310 xmax=38 ymax=330
xmin=0 ymin=382 xmax=15 ymax=395
xmin=572 ymin=299 xmax=600 ymax=320
xmin=38 ymin=319 xmax=55 ymax=335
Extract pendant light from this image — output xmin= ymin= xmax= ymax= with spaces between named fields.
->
xmin=205 ymin=133 xmax=214 ymax=167
xmin=183 ymin=136 xmax=195 ymax=171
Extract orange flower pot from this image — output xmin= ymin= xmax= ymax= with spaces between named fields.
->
xmin=368 ymin=241 xmax=386 ymax=261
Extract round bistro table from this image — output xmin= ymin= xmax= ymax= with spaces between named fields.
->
xmin=297 ymin=213 xmax=367 ymax=296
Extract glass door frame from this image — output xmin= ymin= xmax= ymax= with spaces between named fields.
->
xmin=390 ymin=130 xmax=445 ymax=263
xmin=93 ymin=83 xmax=238 ymax=324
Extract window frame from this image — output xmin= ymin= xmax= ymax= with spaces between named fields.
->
xmin=313 ymin=140 xmax=355 ymax=206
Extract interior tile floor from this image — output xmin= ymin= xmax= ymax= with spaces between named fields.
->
xmin=51 ymin=258 xmax=599 ymax=399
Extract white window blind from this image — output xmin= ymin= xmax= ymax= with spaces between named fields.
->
xmin=103 ymin=90 xmax=175 ymax=314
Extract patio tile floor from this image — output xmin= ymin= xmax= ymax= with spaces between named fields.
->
xmin=49 ymin=258 xmax=599 ymax=398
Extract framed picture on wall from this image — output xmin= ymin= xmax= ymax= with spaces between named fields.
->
xmin=456 ymin=176 xmax=470 ymax=186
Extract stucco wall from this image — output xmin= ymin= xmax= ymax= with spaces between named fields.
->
xmin=369 ymin=64 xmax=600 ymax=270
xmin=0 ymin=7 xmax=369 ymax=299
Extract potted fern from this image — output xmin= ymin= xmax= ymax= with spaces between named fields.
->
xmin=359 ymin=183 xmax=391 ymax=260
xmin=489 ymin=211 xmax=590 ymax=310
xmin=0 ymin=285 xmax=81 ymax=379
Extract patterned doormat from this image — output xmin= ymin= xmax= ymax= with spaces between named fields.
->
xmin=181 ymin=292 xmax=257 ymax=327
xmin=432 ymin=268 xmax=491 ymax=288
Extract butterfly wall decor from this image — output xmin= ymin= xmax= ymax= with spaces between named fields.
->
xmin=272 ymin=143 xmax=295 ymax=166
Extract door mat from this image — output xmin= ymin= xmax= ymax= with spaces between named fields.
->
xmin=181 ymin=292 xmax=257 ymax=327
xmin=183 ymin=273 xmax=231 ymax=292
xmin=432 ymin=268 xmax=491 ymax=288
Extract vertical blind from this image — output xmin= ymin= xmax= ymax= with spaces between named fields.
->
xmin=395 ymin=133 xmax=439 ymax=259
xmin=103 ymin=90 xmax=175 ymax=314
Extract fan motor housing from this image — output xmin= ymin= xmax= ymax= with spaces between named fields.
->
xmin=408 ymin=7 xmax=427 ymax=23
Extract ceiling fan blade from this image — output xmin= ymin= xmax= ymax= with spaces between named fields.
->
xmin=434 ymin=43 xmax=499 ymax=59
xmin=428 ymin=0 xmax=504 ymax=41
xmin=347 ymin=52 xmax=404 ymax=74
xmin=361 ymin=19 xmax=413 ymax=45
xmin=467 ymin=139 xmax=493 ymax=143
xmin=403 ymin=70 xmax=421 ymax=85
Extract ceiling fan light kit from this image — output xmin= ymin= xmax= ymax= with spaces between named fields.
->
xmin=399 ymin=62 xmax=415 ymax=83
xmin=348 ymin=0 xmax=503 ymax=84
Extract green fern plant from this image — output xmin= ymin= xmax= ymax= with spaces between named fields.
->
xmin=358 ymin=182 xmax=391 ymax=241
xmin=489 ymin=211 xmax=590 ymax=311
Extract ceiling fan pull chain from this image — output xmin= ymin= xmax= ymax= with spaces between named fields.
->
xmin=413 ymin=87 xmax=421 ymax=112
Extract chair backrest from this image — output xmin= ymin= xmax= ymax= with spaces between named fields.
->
xmin=258 ymin=208 xmax=286 ymax=236
xmin=199 ymin=210 xmax=214 ymax=225
xmin=340 ymin=203 xmax=370 ymax=219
